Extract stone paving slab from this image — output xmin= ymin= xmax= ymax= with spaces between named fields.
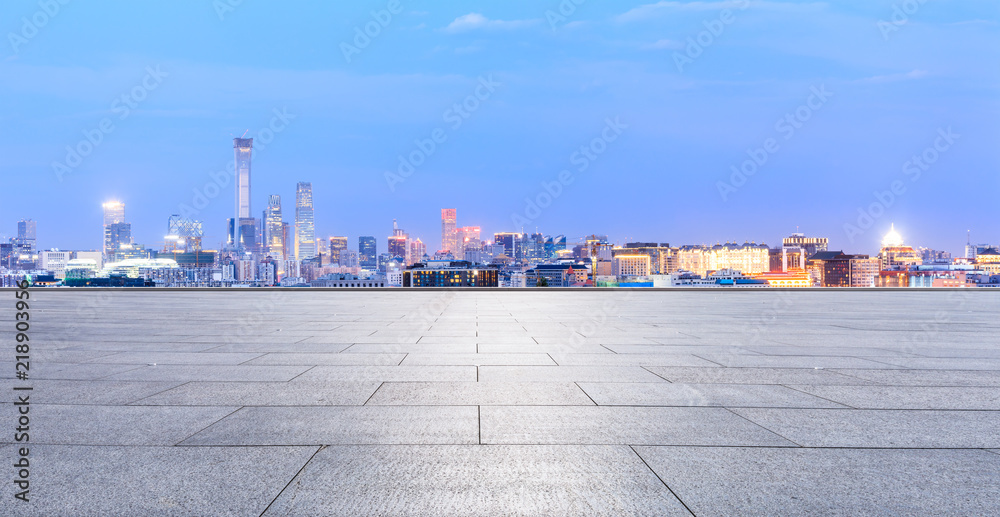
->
xmin=786 ymin=385 xmax=1000 ymax=410
xmin=4 ymin=445 xmax=318 ymax=517
xmin=732 ymin=408 xmax=1000 ymax=448
xmin=634 ymin=446 xmax=1000 ymax=516
xmin=828 ymin=368 xmax=1000 ymax=386
xmin=644 ymin=366 xmax=870 ymax=385
xmin=181 ymin=406 xmax=480 ymax=445
xmin=294 ymin=365 xmax=477 ymax=382
xmin=367 ymin=381 xmax=595 ymax=406
xmin=578 ymin=382 xmax=847 ymax=408
xmin=478 ymin=365 xmax=668 ymax=383
xmin=17 ymin=404 xmax=237 ymax=445
xmin=136 ymin=381 xmax=382 ymax=406
xmin=102 ymin=364 xmax=311 ymax=382
xmin=244 ymin=352 xmax=406 ymax=366
xmin=262 ymin=445 xmax=690 ymax=516
xmin=0 ymin=379 xmax=183 ymax=405
xmin=481 ymin=406 xmax=796 ymax=446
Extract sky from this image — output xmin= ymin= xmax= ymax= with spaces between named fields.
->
xmin=1 ymin=0 xmax=998 ymax=256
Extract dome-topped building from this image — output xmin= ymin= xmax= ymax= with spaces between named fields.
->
xmin=881 ymin=224 xmax=904 ymax=248
xmin=879 ymin=224 xmax=920 ymax=271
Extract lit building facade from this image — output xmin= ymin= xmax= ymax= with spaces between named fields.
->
xmin=102 ymin=201 xmax=125 ymax=260
xmin=295 ymin=182 xmax=316 ymax=260
xmin=329 ymin=236 xmax=348 ymax=266
xmin=234 ymin=138 xmax=253 ymax=220
xmin=441 ymin=208 xmax=457 ymax=253
xmin=359 ymin=236 xmax=377 ymax=269
xmin=613 ymin=254 xmax=651 ymax=277
xmin=878 ymin=225 xmax=920 ymax=271
xmin=403 ymin=260 xmax=499 ymax=287
xmin=264 ymin=195 xmax=284 ymax=263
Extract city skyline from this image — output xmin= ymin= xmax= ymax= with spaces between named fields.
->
xmin=1 ymin=2 xmax=996 ymax=255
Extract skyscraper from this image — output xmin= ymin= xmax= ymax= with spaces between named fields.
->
xmin=234 ymin=138 xmax=253 ymax=220
xmin=441 ymin=208 xmax=457 ymax=253
xmin=359 ymin=236 xmax=377 ymax=269
xmin=264 ymin=195 xmax=283 ymax=262
xmin=295 ymin=182 xmax=316 ymax=260
xmin=329 ymin=236 xmax=348 ymax=265
xmin=16 ymin=220 xmax=36 ymax=252
xmin=102 ymin=201 xmax=125 ymax=260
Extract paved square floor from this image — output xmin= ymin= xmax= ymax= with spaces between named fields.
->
xmin=3 ymin=289 xmax=1000 ymax=515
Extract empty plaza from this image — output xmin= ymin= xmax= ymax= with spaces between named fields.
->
xmin=4 ymin=289 xmax=1000 ymax=516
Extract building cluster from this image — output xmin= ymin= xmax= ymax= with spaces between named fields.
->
xmin=4 ymin=138 xmax=999 ymax=289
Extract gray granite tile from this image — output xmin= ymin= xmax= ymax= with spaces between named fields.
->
xmin=479 ymin=366 xmax=667 ymax=383
xmin=634 ymin=446 xmax=1000 ymax=517
xmin=136 ymin=381 xmax=381 ymax=406
xmin=263 ymin=445 xmax=689 ymax=516
xmin=642 ymin=366 xmax=870 ymax=385
xmin=0 ymin=361 xmax=146 ymax=381
xmin=367 ymin=382 xmax=594 ymax=406
xmin=869 ymin=357 xmax=1000 ymax=370
xmin=830 ymin=368 xmax=1000 ymax=386
xmin=344 ymin=343 xmax=478 ymax=354
xmin=733 ymin=408 xmax=1000 ymax=448
xmin=23 ymin=404 xmax=237 ymax=445
xmin=0 ymin=380 xmax=182 ymax=405
xmin=482 ymin=406 xmax=795 ymax=446
xmin=85 ymin=351 xmax=264 ymax=365
xmin=294 ymin=365 xmax=476 ymax=382
xmin=5 ymin=445 xmax=317 ymax=517
xmin=549 ymin=353 xmax=719 ymax=367
xmin=578 ymin=383 xmax=845 ymax=408
xmin=399 ymin=353 xmax=556 ymax=366
xmin=786 ymin=385 xmax=1000 ymax=410
xmin=181 ymin=406 xmax=478 ymax=445
xmin=695 ymin=354 xmax=902 ymax=369
xmin=244 ymin=353 xmax=405 ymax=366
xmin=102 ymin=364 xmax=311 ymax=382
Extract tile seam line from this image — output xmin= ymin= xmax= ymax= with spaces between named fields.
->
xmin=258 ymin=444 xmax=325 ymax=517
xmin=628 ymin=445 xmax=697 ymax=516
xmin=723 ymin=407 xmax=803 ymax=447
xmin=172 ymin=405 xmax=246 ymax=446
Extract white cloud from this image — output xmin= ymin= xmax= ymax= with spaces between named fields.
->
xmin=616 ymin=1 xmax=826 ymax=23
xmin=640 ymin=39 xmax=685 ymax=50
xmin=855 ymin=69 xmax=929 ymax=84
xmin=444 ymin=13 xmax=539 ymax=33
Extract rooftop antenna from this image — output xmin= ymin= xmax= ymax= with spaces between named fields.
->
xmin=241 ymin=129 xmax=249 ymax=138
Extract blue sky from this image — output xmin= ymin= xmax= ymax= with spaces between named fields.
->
xmin=1 ymin=0 xmax=997 ymax=255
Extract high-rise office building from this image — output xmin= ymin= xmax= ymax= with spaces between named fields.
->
xmin=494 ymin=232 xmax=523 ymax=260
xmin=782 ymin=233 xmax=828 ymax=257
xmin=441 ymin=209 xmax=457 ymax=253
xmin=359 ymin=236 xmax=377 ymax=269
xmin=282 ymin=222 xmax=293 ymax=264
xmin=295 ymin=182 xmax=316 ymax=260
xmin=234 ymin=138 xmax=253 ymax=220
xmin=165 ymin=215 xmax=203 ymax=252
xmin=410 ymin=238 xmax=426 ymax=265
xmin=16 ymin=220 xmax=36 ymax=252
xmin=456 ymin=226 xmax=481 ymax=252
xmin=102 ymin=201 xmax=125 ymax=260
xmin=264 ymin=195 xmax=284 ymax=262
xmin=329 ymin=236 xmax=348 ymax=265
